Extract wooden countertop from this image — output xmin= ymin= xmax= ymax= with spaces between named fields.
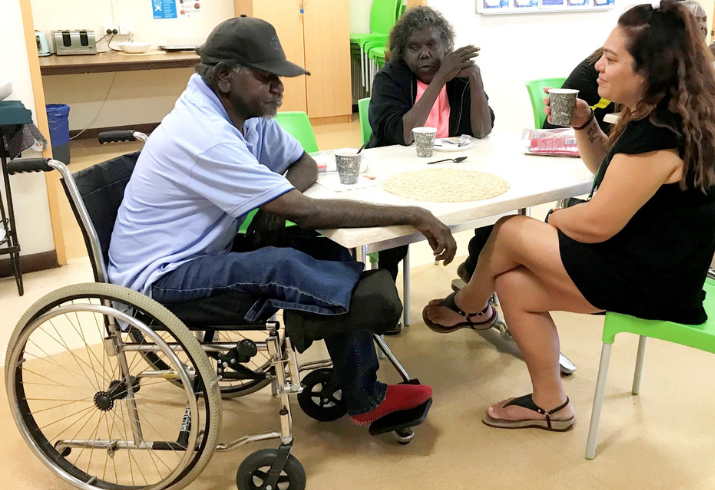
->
xmin=39 ymin=51 xmax=200 ymax=75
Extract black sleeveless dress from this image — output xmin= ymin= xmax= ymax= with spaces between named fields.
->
xmin=559 ymin=107 xmax=715 ymax=325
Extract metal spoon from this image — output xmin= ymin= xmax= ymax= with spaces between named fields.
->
xmin=427 ymin=156 xmax=468 ymax=165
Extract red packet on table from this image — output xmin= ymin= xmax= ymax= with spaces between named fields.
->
xmin=522 ymin=128 xmax=579 ymax=157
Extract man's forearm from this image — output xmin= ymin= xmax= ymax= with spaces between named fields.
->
xmin=285 ymin=153 xmax=318 ymax=192
xmin=468 ymin=72 xmax=492 ymax=139
xmin=263 ymin=190 xmax=426 ymax=230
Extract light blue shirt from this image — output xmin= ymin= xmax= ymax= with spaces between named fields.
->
xmin=108 ymin=74 xmax=303 ymax=294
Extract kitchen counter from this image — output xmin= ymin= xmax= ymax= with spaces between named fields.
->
xmin=39 ymin=51 xmax=200 ymax=76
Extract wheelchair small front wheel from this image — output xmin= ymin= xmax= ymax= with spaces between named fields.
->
xmin=297 ymin=368 xmax=347 ymax=422
xmin=393 ymin=427 xmax=414 ymax=445
xmin=236 ymin=449 xmax=306 ymax=490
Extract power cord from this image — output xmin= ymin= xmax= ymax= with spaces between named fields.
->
xmin=69 ymin=72 xmax=118 ymax=141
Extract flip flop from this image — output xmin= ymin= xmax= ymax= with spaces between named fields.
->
xmin=482 ymin=394 xmax=575 ymax=432
xmin=422 ymin=291 xmax=498 ymax=334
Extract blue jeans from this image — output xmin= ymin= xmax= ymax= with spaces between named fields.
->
xmin=151 ymin=228 xmax=387 ymax=415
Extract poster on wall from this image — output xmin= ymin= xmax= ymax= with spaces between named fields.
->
xmin=480 ymin=0 xmax=510 ymax=13
xmin=178 ymin=0 xmax=203 ymax=18
xmin=152 ymin=0 xmax=202 ymax=19
xmin=477 ymin=0 xmax=613 ymax=14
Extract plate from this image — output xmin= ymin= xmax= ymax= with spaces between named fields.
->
xmin=434 ymin=138 xmax=474 ymax=152
xmin=159 ymin=45 xmax=199 ymax=52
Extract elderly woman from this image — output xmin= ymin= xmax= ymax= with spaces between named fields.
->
xmin=369 ymin=6 xmax=495 ymax=314
xmin=425 ymin=0 xmax=715 ymax=430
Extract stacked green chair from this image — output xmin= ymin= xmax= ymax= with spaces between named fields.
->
xmin=350 ymin=0 xmax=402 ymax=89
xmin=239 ymin=112 xmax=318 ymax=233
xmin=525 ymin=77 xmax=567 ymax=128
xmin=357 ymin=97 xmax=411 ymax=325
xmin=585 ymin=272 xmax=715 ymax=459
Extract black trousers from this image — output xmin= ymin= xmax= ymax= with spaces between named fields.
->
xmin=377 ymin=225 xmax=494 ymax=282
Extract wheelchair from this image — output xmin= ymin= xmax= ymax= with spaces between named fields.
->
xmin=4 ymin=130 xmax=430 ymax=490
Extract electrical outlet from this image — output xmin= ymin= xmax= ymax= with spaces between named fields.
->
xmin=102 ymin=24 xmax=119 ymax=36
xmin=119 ymin=23 xmax=134 ymax=36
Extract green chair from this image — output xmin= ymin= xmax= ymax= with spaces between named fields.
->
xmin=585 ymin=273 xmax=715 ymax=459
xmin=358 ymin=97 xmax=372 ymax=144
xmin=525 ymin=77 xmax=567 ymax=128
xmin=273 ymin=111 xmax=319 ymax=153
xmin=239 ymin=112 xmax=318 ymax=234
xmin=350 ymin=0 xmax=402 ymax=89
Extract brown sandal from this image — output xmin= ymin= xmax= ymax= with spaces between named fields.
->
xmin=422 ymin=292 xmax=498 ymax=334
xmin=482 ymin=394 xmax=575 ymax=432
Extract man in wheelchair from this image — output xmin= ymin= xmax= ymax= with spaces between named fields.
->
xmin=108 ymin=17 xmax=456 ymax=430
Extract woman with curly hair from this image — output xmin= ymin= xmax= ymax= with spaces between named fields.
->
xmin=424 ymin=0 xmax=715 ymax=431
xmin=369 ymin=6 xmax=495 ymax=301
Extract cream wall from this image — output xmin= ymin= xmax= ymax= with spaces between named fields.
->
xmin=351 ymin=0 xmax=374 ymax=33
xmin=0 ymin=0 xmax=55 ymax=256
xmin=32 ymin=0 xmax=236 ymax=131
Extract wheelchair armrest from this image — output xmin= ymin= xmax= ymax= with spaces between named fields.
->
xmin=6 ymin=158 xmax=53 ymax=175
xmin=98 ymin=130 xmax=148 ymax=144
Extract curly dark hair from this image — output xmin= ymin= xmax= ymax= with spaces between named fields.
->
xmin=610 ymin=0 xmax=715 ymax=191
xmin=389 ymin=6 xmax=455 ymax=61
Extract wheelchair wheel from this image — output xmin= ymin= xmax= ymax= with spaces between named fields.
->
xmin=297 ymin=368 xmax=347 ymax=422
xmin=130 ymin=328 xmax=274 ymax=399
xmin=236 ymin=449 xmax=306 ymax=490
xmin=5 ymin=283 xmax=222 ymax=490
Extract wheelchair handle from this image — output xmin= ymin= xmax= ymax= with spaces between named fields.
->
xmin=6 ymin=158 xmax=53 ymax=175
xmin=98 ymin=130 xmax=148 ymax=144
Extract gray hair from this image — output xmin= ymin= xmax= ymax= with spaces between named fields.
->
xmin=194 ymin=62 xmax=249 ymax=91
xmin=389 ymin=6 xmax=455 ymax=61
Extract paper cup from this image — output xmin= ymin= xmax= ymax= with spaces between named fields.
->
xmin=548 ymin=89 xmax=579 ymax=126
xmin=413 ymin=127 xmax=437 ymax=157
xmin=335 ymin=152 xmax=361 ymax=185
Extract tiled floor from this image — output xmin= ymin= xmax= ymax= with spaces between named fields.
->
xmin=3 ymin=118 xmax=715 ymax=489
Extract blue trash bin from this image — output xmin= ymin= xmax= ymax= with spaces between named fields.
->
xmin=46 ymin=104 xmax=71 ymax=164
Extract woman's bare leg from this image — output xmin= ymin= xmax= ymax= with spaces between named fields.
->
xmin=424 ymin=215 xmax=602 ymax=421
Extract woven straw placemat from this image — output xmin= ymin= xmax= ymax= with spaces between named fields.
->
xmin=382 ymin=168 xmax=509 ymax=202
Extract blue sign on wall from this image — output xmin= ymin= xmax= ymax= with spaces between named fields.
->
xmin=153 ymin=0 xmax=178 ymax=19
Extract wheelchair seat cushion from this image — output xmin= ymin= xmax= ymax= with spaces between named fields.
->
xmin=284 ymin=269 xmax=403 ymax=352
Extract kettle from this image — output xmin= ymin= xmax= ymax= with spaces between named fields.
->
xmin=35 ymin=31 xmax=51 ymax=57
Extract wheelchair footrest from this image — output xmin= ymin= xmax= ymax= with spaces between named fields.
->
xmin=368 ymin=398 xmax=432 ymax=436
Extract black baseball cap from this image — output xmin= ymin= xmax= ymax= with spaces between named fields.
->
xmin=198 ymin=17 xmax=310 ymax=77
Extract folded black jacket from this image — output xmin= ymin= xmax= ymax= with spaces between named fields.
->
xmin=367 ymin=58 xmax=495 ymax=148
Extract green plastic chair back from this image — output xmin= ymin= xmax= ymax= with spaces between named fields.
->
xmin=525 ymin=77 xmax=567 ymax=129
xmin=602 ymin=277 xmax=715 ymax=354
xmin=240 ymin=112 xmax=316 ymax=234
xmin=398 ymin=2 xmax=407 ymax=18
xmin=358 ymin=98 xmax=372 ymax=145
xmin=370 ymin=0 xmax=401 ymax=35
xmin=273 ymin=111 xmax=319 ymax=153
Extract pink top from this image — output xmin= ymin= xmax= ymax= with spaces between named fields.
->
xmin=415 ymin=80 xmax=451 ymax=139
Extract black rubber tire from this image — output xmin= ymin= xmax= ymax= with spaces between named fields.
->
xmin=297 ymin=368 xmax=347 ymax=422
xmin=236 ymin=449 xmax=306 ymax=490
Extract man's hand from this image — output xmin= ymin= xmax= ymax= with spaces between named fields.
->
xmin=413 ymin=210 xmax=457 ymax=265
xmin=245 ymin=209 xmax=287 ymax=248
xmin=436 ymin=45 xmax=480 ymax=84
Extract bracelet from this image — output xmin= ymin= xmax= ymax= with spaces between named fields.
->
xmin=573 ymin=109 xmax=595 ymax=130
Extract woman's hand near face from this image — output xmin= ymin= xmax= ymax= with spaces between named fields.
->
xmin=435 ymin=45 xmax=480 ymax=84
xmin=542 ymin=87 xmax=591 ymax=127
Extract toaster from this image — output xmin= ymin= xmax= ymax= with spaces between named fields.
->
xmin=35 ymin=31 xmax=51 ymax=57
xmin=52 ymin=30 xmax=97 ymax=56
